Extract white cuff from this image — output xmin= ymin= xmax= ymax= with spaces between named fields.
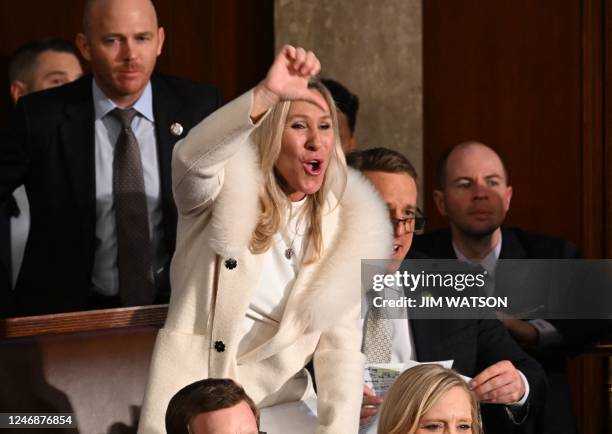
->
xmin=528 ymin=319 xmax=564 ymax=348
xmin=511 ymin=370 xmax=530 ymax=407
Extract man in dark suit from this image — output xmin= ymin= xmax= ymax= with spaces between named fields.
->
xmin=413 ymin=141 xmax=609 ymax=434
xmin=348 ymin=148 xmax=546 ymax=434
xmin=1 ymin=38 xmax=84 ymax=317
xmin=0 ymin=0 xmax=222 ymax=316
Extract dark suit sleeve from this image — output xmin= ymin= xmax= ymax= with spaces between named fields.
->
xmin=541 ymin=240 xmax=611 ymax=353
xmin=476 ymin=318 xmax=547 ymax=434
xmin=215 ymin=85 xmax=224 ymax=108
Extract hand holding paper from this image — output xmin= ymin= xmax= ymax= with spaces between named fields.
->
xmin=470 ymin=360 xmax=525 ymax=404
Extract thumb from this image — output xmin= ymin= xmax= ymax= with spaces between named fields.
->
xmin=364 ymin=384 xmax=376 ymax=396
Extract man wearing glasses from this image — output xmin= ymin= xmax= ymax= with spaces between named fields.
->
xmin=348 ymin=148 xmax=546 ymax=434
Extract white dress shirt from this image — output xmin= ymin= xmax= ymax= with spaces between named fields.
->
xmin=10 ymin=186 xmax=29 ymax=288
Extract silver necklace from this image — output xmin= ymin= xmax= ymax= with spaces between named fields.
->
xmin=284 ymin=211 xmax=306 ymax=260
xmin=284 ymin=245 xmax=296 ymax=260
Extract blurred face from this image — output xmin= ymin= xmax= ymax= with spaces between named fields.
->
xmin=434 ymin=144 xmax=512 ymax=239
xmin=29 ymin=51 xmax=83 ymax=92
xmin=276 ymin=89 xmax=335 ymax=202
xmin=76 ymin=0 xmax=164 ymax=107
xmin=189 ymin=401 xmax=258 ymax=434
xmin=416 ymin=386 xmax=474 ymax=434
xmin=363 ymin=171 xmax=418 ymax=269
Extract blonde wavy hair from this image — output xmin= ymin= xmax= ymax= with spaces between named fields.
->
xmin=378 ymin=365 xmax=482 ymax=434
xmin=249 ymin=80 xmax=347 ymax=263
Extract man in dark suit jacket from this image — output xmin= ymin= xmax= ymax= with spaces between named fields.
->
xmin=348 ymin=148 xmax=546 ymax=434
xmin=413 ymin=141 xmax=609 ymax=434
xmin=0 ymin=38 xmax=84 ymax=316
xmin=0 ymin=0 xmax=222 ymax=316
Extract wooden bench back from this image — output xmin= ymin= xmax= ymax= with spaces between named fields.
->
xmin=0 ymin=306 xmax=167 ymax=434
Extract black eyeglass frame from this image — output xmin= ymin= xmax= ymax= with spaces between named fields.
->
xmin=390 ymin=207 xmax=426 ymax=234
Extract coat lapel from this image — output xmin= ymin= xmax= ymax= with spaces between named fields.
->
xmin=410 ymin=318 xmax=441 ymax=361
xmin=152 ymin=75 xmax=185 ymax=251
xmin=499 ymin=227 xmax=527 ymax=259
xmin=437 ymin=230 xmax=458 ymax=258
xmin=59 ymin=76 xmax=96 ymax=251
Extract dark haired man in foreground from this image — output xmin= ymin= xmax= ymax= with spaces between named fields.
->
xmin=165 ymin=378 xmax=259 ymax=434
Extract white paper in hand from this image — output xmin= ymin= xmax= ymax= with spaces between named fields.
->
xmin=360 ymin=360 xmax=456 ymax=434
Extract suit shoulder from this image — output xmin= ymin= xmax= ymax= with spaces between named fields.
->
xmin=412 ymin=229 xmax=452 ymax=256
xmin=152 ymin=73 xmax=221 ymax=100
xmin=504 ymin=227 xmax=580 ymax=258
xmin=413 ymin=229 xmax=450 ymax=244
xmin=406 ymin=249 xmax=430 ymax=259
xmin=19 ymin=76 xmax=90 ymax=113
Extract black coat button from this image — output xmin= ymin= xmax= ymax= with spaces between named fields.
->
xmin=224 ymin=258 xmax=237 ymax=269
xmin=214 ymin=340 xmax=226 ymax=352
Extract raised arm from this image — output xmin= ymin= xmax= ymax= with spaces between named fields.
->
xmin=172 ymin=45 xmax=323 ymax=215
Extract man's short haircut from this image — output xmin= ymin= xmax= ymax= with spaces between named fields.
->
xmin=321 ymin=78 xmax=359 ymax=134
xmin=436 ymin=141 xmax=510 ymax=191
xmin=8 ymin=38 xmax=78 ymax=83
xmin=165 ymin=378 xmax=259 ymax=434
xmin=347 ymin=147 xmax=418 ymax=181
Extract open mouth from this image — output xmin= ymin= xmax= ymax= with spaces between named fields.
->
xmin=303 ymin=160 xmax=323 ymax=175
xmin=393 ymin=244 xmax=401 ymax=255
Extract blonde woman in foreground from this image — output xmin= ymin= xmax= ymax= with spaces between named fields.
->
xmin=137 ymin=45 xmax=391 ymax=434
xmin=378 ymin=365 xmax=482 ymax=434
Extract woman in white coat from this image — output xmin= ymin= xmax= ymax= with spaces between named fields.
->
xmin=138 ymin=46 xmax=392 ymax=433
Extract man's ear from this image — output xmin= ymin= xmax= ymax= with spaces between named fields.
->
xmin=75 ymin=33 xmax=91 ymax=62
xmin=156 ymin=26 xmax=165 ymax=56
xmin=504 ymin=185 xmax=513 ymax=212
xmin=10 ymin=80 xmax=27 ymax=104
xmin=433 ymin=189 xmax=447 ymax=216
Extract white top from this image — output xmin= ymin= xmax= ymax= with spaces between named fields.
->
xmin=238 ymin=196 xmax=310 ymax=355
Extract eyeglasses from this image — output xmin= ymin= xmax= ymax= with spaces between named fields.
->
xmin=390 ymin=208 xmax=426 ymax=234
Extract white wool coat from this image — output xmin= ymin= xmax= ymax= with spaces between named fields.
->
xmin=138 ymin=90 xmax=392 ymax=433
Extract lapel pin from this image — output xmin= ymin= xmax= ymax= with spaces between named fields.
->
xmin=170 ymin=122 xmax=184 ymax=136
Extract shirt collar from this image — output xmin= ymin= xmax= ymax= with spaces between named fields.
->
xmin=453 ymin=233 xmax=502 ymax=276
xmin=92 ymin=78 xmax=154 ymax=122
